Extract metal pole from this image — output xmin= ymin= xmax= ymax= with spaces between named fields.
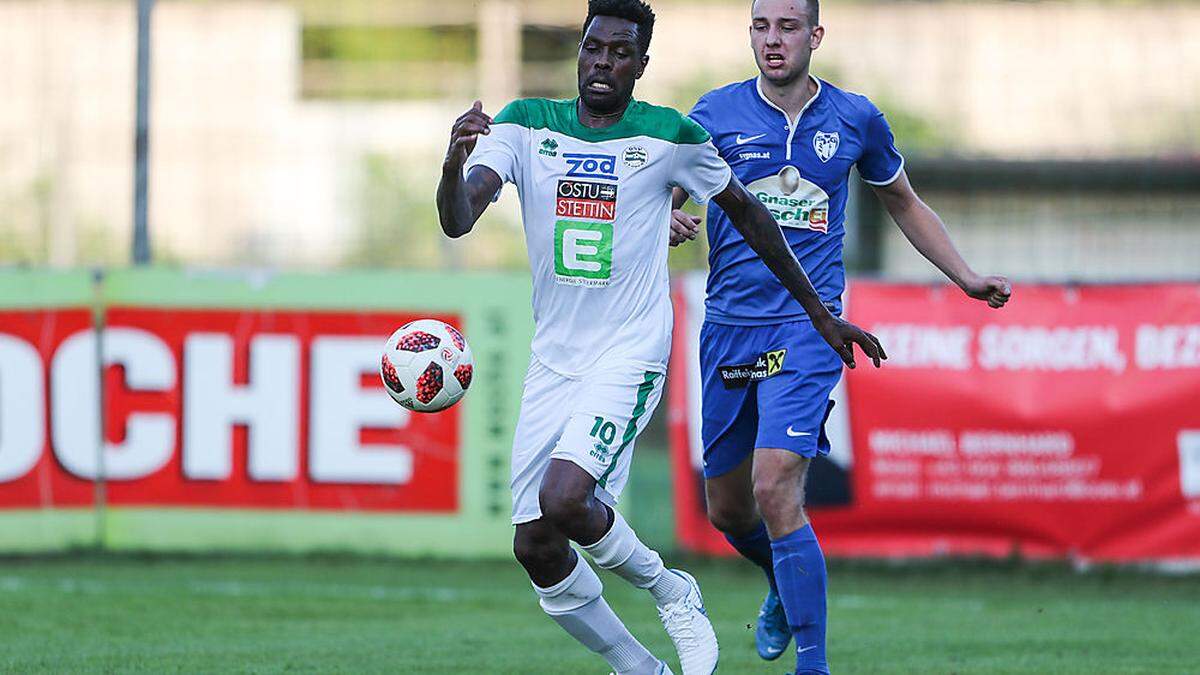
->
xmin=132 ymin=0 xmax=154 ymax=265
xmin=849 ymin=177 xmax=885 ymax=275
xmin=92 ymin=269 xmax=108 ymax=550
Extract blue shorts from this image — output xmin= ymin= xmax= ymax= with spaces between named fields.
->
xmin=699 ymin=320 xmax=843 ymax=478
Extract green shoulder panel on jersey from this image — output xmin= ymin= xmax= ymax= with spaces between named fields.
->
xmin=490 ymin=98 xmax=710 ymax=145
xmin=674 ymin=113 xmax=711 ymax=145
xmin=491 ymin=99 xmax=540 ymax=126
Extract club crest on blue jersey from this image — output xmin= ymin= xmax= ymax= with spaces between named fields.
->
xmin=564 ymin=153 xmax=618 ymax=180
xmin=813 ymin=131 xmax=839 ymax=163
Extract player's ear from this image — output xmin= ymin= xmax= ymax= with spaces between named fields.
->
xmin=636 ymin=53 xmax=649 ymax=79
xmin=810 ymin=25 xmax=824 ymax=50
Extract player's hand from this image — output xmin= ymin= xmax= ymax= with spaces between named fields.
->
xmin=814 ymin=315 xmax=886 ymax=369
xmin=669 ymin=210 xmax=701 ymax=247
xmin=444 ymin=100 xmax=492 ymax=172
xmin=962 ymin=274 xmax=1012 ymax=309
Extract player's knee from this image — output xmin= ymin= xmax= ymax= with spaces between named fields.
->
xmin=538 ymin=486 xmax=591 ymax=531
xmin=752 ymin=471 xmax=803 ymax=522
xmin=513 ymin=529 xmax=567 ymax=573
xmin=706 ymin=501 xmax=758 ymax=536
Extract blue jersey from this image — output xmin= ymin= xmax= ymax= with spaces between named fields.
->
xmin=689 ymin=76 xmax=904 ymax=325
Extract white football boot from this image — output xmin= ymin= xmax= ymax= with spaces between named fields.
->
xmin=656 ymin=570 xmax=719 ymax=675
xmin=607 ymin=658 xmax=673 ymax=675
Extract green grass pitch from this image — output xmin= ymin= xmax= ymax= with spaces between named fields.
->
xmin=1 ymin=553 xmax=1196 ymax=673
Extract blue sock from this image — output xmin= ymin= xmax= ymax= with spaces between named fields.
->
xmin=723 ymin=521 xmax=778 ymax=593
xmin=770 ymin=524 xmax=828 ymax=674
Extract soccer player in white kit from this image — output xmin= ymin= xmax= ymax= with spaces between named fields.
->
xmin=435 ymin=2 xmax=884 ymax=673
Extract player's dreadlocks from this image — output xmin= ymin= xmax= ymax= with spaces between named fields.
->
xmin=583 ymin=0 xmax=656 ymax=55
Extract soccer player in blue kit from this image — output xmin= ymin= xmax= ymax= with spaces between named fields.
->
xmin=669 ymin=0 xmax=1012 ymax=672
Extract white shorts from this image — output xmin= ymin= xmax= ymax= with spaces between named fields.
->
xmin=510 ymin=355 xmax=665 ymax=525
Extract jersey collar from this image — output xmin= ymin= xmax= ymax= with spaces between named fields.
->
xmin=755 ymin=74 xmax=822 ymax=128
xmin=566 ymin=97 xmax=643 ymax=143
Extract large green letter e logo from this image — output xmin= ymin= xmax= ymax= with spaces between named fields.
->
xmin=554 ymin=220 xmax=613 ymax=285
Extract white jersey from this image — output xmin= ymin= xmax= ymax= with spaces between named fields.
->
xmin=466 ymin=97 xmax=731 ymax=377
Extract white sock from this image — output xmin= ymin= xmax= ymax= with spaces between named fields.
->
xmin=534 ymin=552 xmax=660 ymax=674
xmin=582 ymin=509 xmax=689 ymax=605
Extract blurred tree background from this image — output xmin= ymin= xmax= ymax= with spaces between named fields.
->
xmin=1 ymin=0 xmax=1196 ymax=277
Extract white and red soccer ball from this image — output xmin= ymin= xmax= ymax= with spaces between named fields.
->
xmin=380 ymin=319 xmax=473 ymax=413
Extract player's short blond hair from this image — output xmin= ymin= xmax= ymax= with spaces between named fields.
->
xmin=752 ymin=0 xmax=819 ymax=27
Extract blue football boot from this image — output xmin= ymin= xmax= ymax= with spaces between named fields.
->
xmin=755 ymin=586 xmax=790 ymax=661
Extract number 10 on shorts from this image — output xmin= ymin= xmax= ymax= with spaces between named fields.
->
xmin=590 ymin=416 xmax=618 ymax=444
xmin=555 ymin=220 xmax=612 ymax=286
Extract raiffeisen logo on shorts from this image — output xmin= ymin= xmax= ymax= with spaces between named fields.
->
xmin=747 ymin=165 xmax=830 ymax=233
xmin=557 ymin=180 xmax=618 ymax=220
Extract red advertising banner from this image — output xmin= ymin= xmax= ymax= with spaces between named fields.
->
xmin=672 ymin=280 xmax=1200 ymax=562
xmin=0 ymin=308 xmax=459 ymax=512
xmin=0 ymin=308 xmax=95 ymax=508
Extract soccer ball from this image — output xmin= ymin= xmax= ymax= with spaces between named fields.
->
xmin=380 ymin=319 xmax=474 ymax=413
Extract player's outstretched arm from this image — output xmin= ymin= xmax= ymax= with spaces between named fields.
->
xmin=436 ymin=101 xmax=503 ymax=239
xmin=712 ymin=177 xmax=886 ymax=369
xmin=872 ymin=172 xmax=1011 ymax=309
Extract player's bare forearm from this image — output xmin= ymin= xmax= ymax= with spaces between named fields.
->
xmin=872 ymin=173 xmax=971 ymax=286
xmin=436 ymin=100 xmax=500 ymax=238
xmin=435 ymin=166 xmax=474 ymax=238
xmin=668 ymin=187 xmax=700 ymax=246
xmin=436 ymin=165 xmax=498 ymax=238
xmin=672 ymin=186 xmax=689 ymax=210
xmin=873 ymin=172 xmax=1012 ymax=308
xmin=714 ymin=177 xmax=886 ymax=368
xmin=712 ymin=178 xmax=828 ymax=320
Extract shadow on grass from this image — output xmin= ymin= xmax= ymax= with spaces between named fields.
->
xmin=4 ymin=544 xmax=1198 ymax=586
